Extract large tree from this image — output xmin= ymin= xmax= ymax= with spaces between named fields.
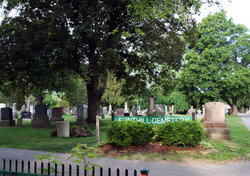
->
xmin=178 ymin=11 xmax=250 ymax=115
xmin=0 ymin=0 xmax=217 ymax=123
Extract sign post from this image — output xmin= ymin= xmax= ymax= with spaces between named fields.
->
xmin=96 ymin=115 xmax=100 ymax=144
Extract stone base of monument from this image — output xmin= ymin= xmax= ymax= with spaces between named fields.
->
xmin=50 ymin=117 xmax=64 ymax=122
xmin=57 ymin=121 xmax=70 ymax=138
xmin=204 ymin=128 xmax=230 ymax=140
xmin=0 ymin=120 xmax=15 ymax=126
xmin=203 ymin=122 xmax=228 ymax=128
xmin=76 ymin=119 xmax=87 ymax=126
xmin=32 ymin=116 xmax=50 ymax=128
xmin=17 ymin=119 xmax=22 ymax=126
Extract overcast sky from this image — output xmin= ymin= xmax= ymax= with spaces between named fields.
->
xmin=0 ymin=0 xmax=250 ymax=30
xmin=196 ymin=0 xmax=250 ymax=29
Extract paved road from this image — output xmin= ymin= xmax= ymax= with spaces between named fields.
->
xmin=239 ymin=113 xmax=250 ymax=130
xmin=0 ymin=148 xmax=249 ymax=176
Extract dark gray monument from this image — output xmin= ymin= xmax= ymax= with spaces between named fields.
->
xmin=21 ymin=111 xmax=31 ymax=119
xmin=0 ymin=107 xmax=15 ymax=126
xmin=31 ymin=97 xmax=50 ymax=128
xmin=50 ymin=107 xmax=64 ymax=122
xmin=76 ymin=103 xmax=86 ymax=126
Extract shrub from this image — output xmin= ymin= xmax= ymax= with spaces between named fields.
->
xmin=157 ymin=121 xmax=204 ymax=147
xmin=106 ymin=121 xmax=153 ymax=147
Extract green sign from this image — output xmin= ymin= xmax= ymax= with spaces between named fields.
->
xmin=114 ymin=116 xmax=192 ymax=125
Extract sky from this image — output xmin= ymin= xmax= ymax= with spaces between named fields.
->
xmin=0 ymin=0 xmax=250 ymax=29
xmin=195 ymin=0 xmax=250 ymax=29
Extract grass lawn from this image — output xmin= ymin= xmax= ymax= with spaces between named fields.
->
xmin=0 ymin=115 xmax=111 ymax=153
xmin=0 ymin=114 xmax=249 ymax=162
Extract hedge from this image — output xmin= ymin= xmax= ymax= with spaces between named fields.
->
xmin=107 ymin=120 xmax=204 ymax=147
xmin=106 ymin=121 xmax=153 ymax=147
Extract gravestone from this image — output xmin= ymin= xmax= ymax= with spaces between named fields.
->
xmin=202 ymin=105 xmax=205 ymax=117
xmin=197 ymin=109 xmax=202 ymax=118
xmin=30 ymin=105 xmax=34 ymax=116
xmin=116 ymin=108 xmax=124 ymax=116
xmin=132 ymin=104 xmax=138 ymax=116
xmin=57 ymin=121 xmax=70 ymax=138
xmin=76 ymin=103 xmax=86 ymax=126
xmin=203 ymin=102 xmax=230 ymax=140
xmin=103 ymin=107 xmax=108 ymax=114
xmin=165 ymin=105 xmax=168 ymax=116
xmin=83 ymin=105 xmax=88 ymax=119
xmin=147 ymin=98 xmax=154 ymax=116
xmin=21 ymin=111 xmax=31 ymax=119
xmin=124 ymin=102 xmax=128 ymax=113
xmin=155 ymin=104 xmax=167 ymax=117
xmin=12 ymin=103 xmax=18 ymax=118
xmin=172 ymin=105 xmax=175 ymax=114
xmin=50 ymin=107 xmax=64 ymax=122
xmin=31 ymin=98 xmax=50 ymax=128
xmin=20 ymin=105 xmax=26 ymax=112
xmin=48 ymin=108 xmax=52 ymax=118
xmin=0 ymin=107 xmax=15 ymax=126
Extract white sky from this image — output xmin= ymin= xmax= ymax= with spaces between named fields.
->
xmin=195 ymin=0 xmax=250 ymax=29
xmin=0 ymin=0 xmax=250 ymax=29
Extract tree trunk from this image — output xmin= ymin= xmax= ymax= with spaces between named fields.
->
xmin=231 ymin=105 xmax=238 ymax=116
xmin=86 ymin=78 xmax=106 ymax=124
xmin=242 ymin=106 xmax=246 ymax=113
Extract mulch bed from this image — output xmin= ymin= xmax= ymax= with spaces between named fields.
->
xmin=100 ymin=142 xmax=206 ymax=156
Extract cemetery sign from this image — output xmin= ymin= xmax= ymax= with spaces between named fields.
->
xmin=114 ymin=116 xmax=192 ymax=125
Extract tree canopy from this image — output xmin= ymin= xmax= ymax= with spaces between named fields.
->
xmin=178 ymin=11 xmax=250 ymax=115
xmin=0 ymin=0 xmax=219 ymax=122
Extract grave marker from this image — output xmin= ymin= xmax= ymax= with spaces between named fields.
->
xmin=0 ymin=107 xmax=15 ymax=126
xmin=50 ymin=107 xmax=64 ymax=122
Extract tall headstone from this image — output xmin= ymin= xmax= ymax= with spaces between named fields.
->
xmin=164 ymin=105 xmax=168 ymax=116
xmin=202 ymin=105 xmax=205 ymax=117
xmin=30 ymin=105 xmax=34 ymax=116
xmin=203 ymin=102 xmax=230 ymax=140
xmin=172 ymin=105 xmax=175 ymax=114
xmin=124 ymin=102 xmax=128 ymax=113
xmin=76 ymin=103 xmax=86 ymax=126
xmin=197 ymin=109 xmax=202 ymax=118
xmin=103 ymin=107 xmax=108 ymax=114
xmin=12 ymin=103 xmax=18 ymax=118
xmin=147 ymin=98 xmax=154 ymax=116
xmin=26 ymin=100 xmax=31 ymax=112
xmin=155 ymin=104 xmax=167 ymax=117
xmin=0 ymin=107 xmax=15 ymax=126
xmin=83 ymin=105 xmax=88 ymax=119
xmin=134 ymin=104 xmax=138 ymax=116
xmin=50 ymin=107 xmax=64 ymax=122
xmin=31 ymin=97 xmax=50 ymax=128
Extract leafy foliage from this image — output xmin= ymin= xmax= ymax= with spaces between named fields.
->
xmin=178 ymin=11 xmax=250 ymax=113
xmin=0 ymin=0 xmax=219 ymax=122
xmin=102 ymin=72 xmax=124 ymax=107
xmin=107 ymin=121 xmax=153 ymax=147
xmin=157 ymin=121 xmax=204 ymax=147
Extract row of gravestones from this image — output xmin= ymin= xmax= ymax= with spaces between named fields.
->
xmin=116 ymin=103 xmax=170 ymax=117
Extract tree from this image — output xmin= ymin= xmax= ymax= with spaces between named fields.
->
xmin=0 ymin=0 xmax=218 ymax=123
xmin=178 ymin=11 xmax=250 ymax=115
xmin=102 ymin=72 xmax=124 ymax=112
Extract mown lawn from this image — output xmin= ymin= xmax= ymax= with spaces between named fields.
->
xmin=0 ymin=115 xmax=111 ymax=153
xmin=0 ymin=115 xmax=249 ymax=162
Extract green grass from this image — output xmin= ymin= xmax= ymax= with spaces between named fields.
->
xmin=0 ymin=115 xmax=249 ymax=162
xmin=0 ymin=115 xmax=112 ymax=153
xmin=193 ymin=116 xmax=250 ymax=161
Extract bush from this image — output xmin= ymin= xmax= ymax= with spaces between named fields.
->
xmin=106 ymin=121 xmax=153 ymax=147
xmin=157 ymin=121 xmax=204 ymax=147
